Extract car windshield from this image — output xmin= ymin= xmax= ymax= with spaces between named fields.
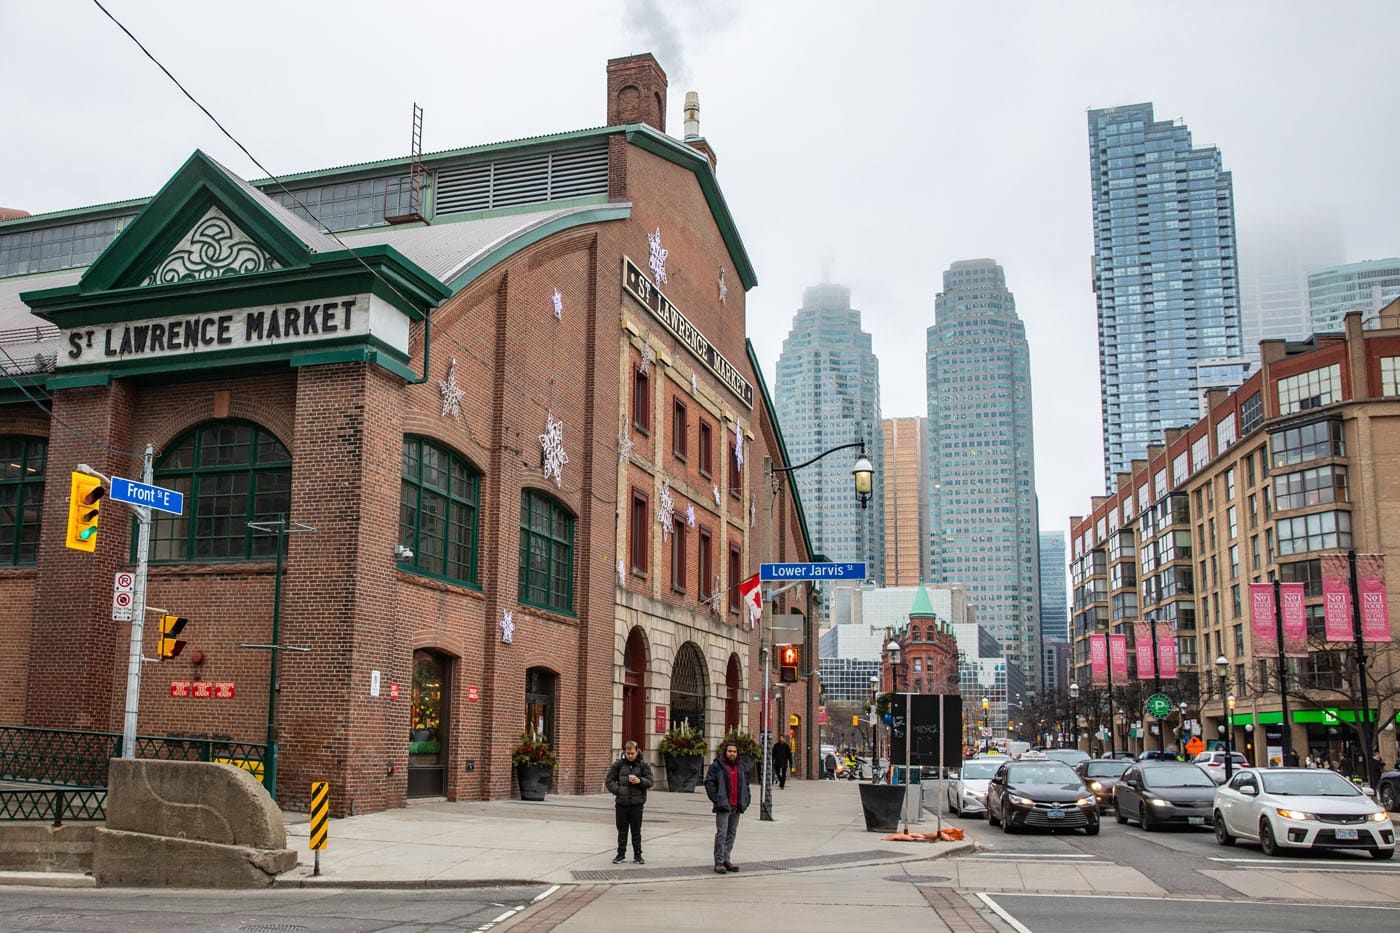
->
xmin=1143 ymin=766 xmax=1215 ymax=788
xmin=1045 ymin=750 xmax=1088 ymax=762
xmin=1261 ymin=771 xmax=1363 ymax=797
xmin=960 ymin=762 xmax=1001 ymax=779
xmin=1085 ymin=761 xmax=1129 ymax=777
xmin=1008 ymin=764 xmax=1077 ymax=784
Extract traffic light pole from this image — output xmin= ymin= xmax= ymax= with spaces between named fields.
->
xmin=120 ymin=444 xmax=155 ymax=759
xmin=759 ymin=579 xmax=804 ymax=822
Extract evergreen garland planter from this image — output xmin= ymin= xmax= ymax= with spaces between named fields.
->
xmin=516 ymin=763 xmax=553 ymax=801
xmin=663 ymin=753 xmax=703 ymax=792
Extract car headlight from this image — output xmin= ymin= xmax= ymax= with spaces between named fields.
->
xmin=1008 ymin=793 xmax=1035 ymax=807
xmin=1369 ymin=811 xmax=1390 ymax=823
xmin=1275 ymin=808 xmax=1316 ymax=821
xmin=1076 ymin=796 xmax=1096 ymax=807
xmin=1089 ymin=781 xmax=1103 ymax=791
xmin=1148 ymin=798 xmax=1172 ymax=807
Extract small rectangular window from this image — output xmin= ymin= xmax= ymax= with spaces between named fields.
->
xmin=671 ymin=519 xmax=687 ymax=593
xmin=698 ymin=527 xmax=713 ymax=600
xmin=633 ymin=366 xmax=651 ymax=434
xmin=728 ymin=545 xmax=742 ymax=613
xmin=629 ymin=489 xmax=648 ymax=574
xmin=672 ymin=399 xmax=688 ymax=460
xmin=698 ymin=419 xmax=714 ymax=477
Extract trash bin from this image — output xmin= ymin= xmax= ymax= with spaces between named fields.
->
xmin=858 ymin=783 xmax=907 ymax=832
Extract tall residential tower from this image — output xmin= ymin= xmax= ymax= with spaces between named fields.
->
xmin=1088 ymin=103 xmax=1241 ymax=487
xmin=882 ymin=416 xmax=927 ymax=586
xmin=775 ymin=282 xmax=884 ymax=581
xmin=927 ymin=259 xmax=1040 ymax=688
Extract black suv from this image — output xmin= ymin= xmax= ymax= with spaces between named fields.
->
xmin=987 ymin=758 xmax=1100 ymax=835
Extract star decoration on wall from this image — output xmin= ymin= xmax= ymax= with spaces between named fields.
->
xmin=686 ymin=503 xmax=697 ymax=528
xmin=551 ymin=288 xmax=564 ymax=320
xmin=647 ymin=227 xmax=669 ymax=284
xmin=712 ymin=484 xmax=722 ymax=506
xmin=539 ymin=412 xmax=569 ymax=487
xmin=734 ymin=421 xmax=745 ymax=469
xmin=618 ymin=431 xmax=633 ymax=461
xmin=500 ymin=609 xmax=515 ymax=645
xmin=658 ymin=480 xmax=675 ymax=540
xmin=719 ymin=267 xmax=727 ymax=304
xmin=639 ymin=341 xmax=654 ymax=376
xmin=439 ymin=357 xmax=465 ymax=419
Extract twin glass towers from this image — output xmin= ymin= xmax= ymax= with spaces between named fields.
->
xmin=776 ymin=103 xmax=1242 ymax=694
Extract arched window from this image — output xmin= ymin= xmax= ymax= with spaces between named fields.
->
xmin=148 ymin=421 xmax=290 ymax=561
xmin=519 ymin=490 xmax=574 ymax=613
xmin=0 ymin=436 xmax=46 ymax=566
xmin=399 ymin=437 xmax=480 ymax=584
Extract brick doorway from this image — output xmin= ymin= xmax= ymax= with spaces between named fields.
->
xmin=408 ymin=649 xmax=450 ymax=797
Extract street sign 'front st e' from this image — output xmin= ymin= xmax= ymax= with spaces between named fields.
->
xmin=110 ymin=477 xmax=184 ymax=515
xmin=759 ymin=562 xmax=867 ymax=582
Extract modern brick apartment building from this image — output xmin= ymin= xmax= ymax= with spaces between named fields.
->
xmin=1070 ymin=304 xmax=1400 ymax=767
xmin=0 ymin=54 xmax=817 ymax=814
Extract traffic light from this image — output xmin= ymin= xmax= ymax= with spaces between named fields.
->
xmin=158 ymin=615 xmax=188 ymax=659
xmin=779 ymin=644 xmax=799 ymax=683
xmin=65 ymin=472 xmax=105 ymax=552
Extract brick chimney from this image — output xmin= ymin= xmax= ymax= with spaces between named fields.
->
xmin=682 ymin=91 xmax=719 ymax=172
xmin=607 ymin=53 xmax=667 ymax=132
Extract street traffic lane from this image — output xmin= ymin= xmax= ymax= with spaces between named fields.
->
xmin=981 ymin=893 xmax=1400 ymax=933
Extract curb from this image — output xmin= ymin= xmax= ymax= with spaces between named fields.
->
xmin=274 ymin=876 xmax=538 ymax=890
xmin=0 ymin=871 xmax=96 ymax=889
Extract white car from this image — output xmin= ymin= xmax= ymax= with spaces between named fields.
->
xmin=1213 ymin=767 xmax=1395 ymax=859
xmin=1194 ymin=750 xmax=1251 ymax=784
xmin=947 ymin=758 xmax=1003 ymax=815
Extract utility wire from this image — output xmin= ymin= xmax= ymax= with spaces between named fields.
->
xmin=0 ymin=344 xmax=145 ymax=458
xmin=90 ymin=0 xmax=419 ymax=314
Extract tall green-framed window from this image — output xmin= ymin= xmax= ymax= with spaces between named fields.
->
xmin=147 ymin=421 xmax=291 ymax=561
xmin=519 ymin=490 xmax=574 ymax=613
xmin=0 ymin=436 xmax=47 ymax=566
xmin=399 ymin=437 xmax=480 ymax=585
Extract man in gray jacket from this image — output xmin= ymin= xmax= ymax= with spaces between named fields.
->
xmin=605 ymin=740 xmax=654 ymax=864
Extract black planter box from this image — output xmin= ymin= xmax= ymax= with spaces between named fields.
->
xmin=663 ymin=753 xmax=703 ymax=792
xmin=859 ymin=782 xmax=907 ymax=832
xmin=516 ymin=763 xmax=552 ymax=801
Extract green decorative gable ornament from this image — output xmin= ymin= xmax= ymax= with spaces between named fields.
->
xmin=143 ymin=205 xmax=280 ymax=286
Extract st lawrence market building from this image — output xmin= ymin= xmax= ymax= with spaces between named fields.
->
xmin=0 ymin=54 xmax=819 ymax=814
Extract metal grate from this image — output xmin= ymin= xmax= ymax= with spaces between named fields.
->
xmin=571 ymin=849 xmax=897 ymax=882
xmin=435 ymin=144 xmax=608 ymax=215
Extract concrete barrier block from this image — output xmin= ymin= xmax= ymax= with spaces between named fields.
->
xmin=105 ymin=758 xmax=287 ymax=848
xmin=93 ymin=828 xmax=297 ymax=888
xmin=0 ymin=823 xmax=96 ymax=872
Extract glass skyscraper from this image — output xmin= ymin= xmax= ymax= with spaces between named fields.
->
xmin=1038 ymin=531 xmax=1068 ymax=643
xmin=1308 ymin=259 xmax=1400 ymax=334
xmin=775 ymin=282 xmax=884 ymax=582
xmin=1088 ymin=103 xmax=1241 ymax=487
xmin=926 ymin=259 xmax=1040 ymax=689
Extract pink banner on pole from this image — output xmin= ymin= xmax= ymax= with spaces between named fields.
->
xmin=1089 ymin=634 xmax=1108 ymax=686
xmin=1357 ymin=554 xmax=1392 ymax=644
xmin=1249 ymin=583 xmax=1277 ymax=655
xmin=1133 ymin=622 xmax=1155 ymax=680
xmin=1109 ymin=633 xmax=1129 ymax=682
xmin=1156 ymin=629 xmax=1178 ymax=679
xmin=1278 ymin=582 xmax=1308 ymax=658
xmin=1321 ymin=553 xmax=1353 ymax=642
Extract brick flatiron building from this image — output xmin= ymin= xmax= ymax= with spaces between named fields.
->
xmin=0 ymin=54 xmax=818 ymax=814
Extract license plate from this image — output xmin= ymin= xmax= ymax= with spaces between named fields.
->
xmin=1047 ymin=808 xmax=1065 ymax=820
xmin=1336 ymin=828 xmax=1359 ymax=841
xmin=1188 ymin=817 xmax=1205 ymax=826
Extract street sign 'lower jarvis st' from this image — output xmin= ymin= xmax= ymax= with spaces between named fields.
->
xmin=759 ymin=562 xmax=867 ymax=581
xmin=109 ymin=477 xmax=184 ymax=515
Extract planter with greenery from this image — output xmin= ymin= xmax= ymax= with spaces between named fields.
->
xmin=659 ymin=720 xmax=708 ymax=792
xmin=512 ymin=731 xmax=557 ymax=801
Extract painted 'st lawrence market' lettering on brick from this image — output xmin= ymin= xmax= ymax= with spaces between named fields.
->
xmin=622 ymin=256 xmax=753 ymax=408
xmin=60 ymin=295 xmax=373 ymax=366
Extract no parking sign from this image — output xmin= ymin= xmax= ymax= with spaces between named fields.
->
xmin=112 ymin=572 xmax=135 ymax=622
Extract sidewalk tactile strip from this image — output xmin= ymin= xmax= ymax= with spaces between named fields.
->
xmin=919 ymin=887 xmax=998 ymax=933
xmin=571 ymin=849 xmax=896 ymax=881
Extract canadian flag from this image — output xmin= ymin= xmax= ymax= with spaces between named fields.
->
xmin=738 ymin=573 xmax=762 ymax=628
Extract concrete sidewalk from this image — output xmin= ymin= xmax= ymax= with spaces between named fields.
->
xmin=278 ymin=779 xmax=970 ymax=887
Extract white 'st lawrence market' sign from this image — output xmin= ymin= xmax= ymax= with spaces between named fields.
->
xmin=58 ymin=294 xmax=409 ymax=368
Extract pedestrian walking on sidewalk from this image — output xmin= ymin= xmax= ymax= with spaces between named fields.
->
xmin=605 ymin=740 xmax=653 ymax=864
xmin=772 ymin=736 xmax=792 ymax=789
xmin=705 ymin=741 xmax=750 ymax=874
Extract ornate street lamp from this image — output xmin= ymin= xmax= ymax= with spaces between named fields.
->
xmin=1069 ymin=682 xmax=1080 ymax=751
xmin=1216 ymin=654 xmax=1236 ymax=780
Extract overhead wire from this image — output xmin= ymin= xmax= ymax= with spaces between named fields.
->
xmin=0 ymin=343 xmax=146 ymax=458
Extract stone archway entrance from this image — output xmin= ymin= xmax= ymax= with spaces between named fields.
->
xmin=622 ymin=627 xmax=648 ymax=749
xmin=724 ymin=653 xmax=741 ymax=732
xmin=669 ymin=642 xmax=707 ymax=732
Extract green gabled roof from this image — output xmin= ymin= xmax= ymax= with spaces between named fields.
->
xmin=909 ymin=584 xmax=937 ymax=619
xmin=747 ymin=339 xmax=813 ymax=559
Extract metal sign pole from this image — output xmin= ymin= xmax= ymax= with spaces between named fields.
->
xmin=120 ymin=444 xmax=154 ymax=759
xmin=936 ymin=694 xmax=944 ymax=836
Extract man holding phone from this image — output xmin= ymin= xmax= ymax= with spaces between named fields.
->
xmin=605 ymin=740 xmax=653 ymax=864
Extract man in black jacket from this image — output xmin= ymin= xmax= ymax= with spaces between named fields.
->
xmin=771 ymin=736 xmax=792 ymax=789
xmin=605 ymin=741 xmax=653 ymax=864
xmin=704 ymin=741 xmax=750 ymax=873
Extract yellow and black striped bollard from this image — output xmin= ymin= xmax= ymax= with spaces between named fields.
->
xmin=309 ymin=781 xmax=329 ymax=876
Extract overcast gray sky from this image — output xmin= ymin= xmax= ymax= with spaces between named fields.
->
xmin=3 ymin=0 xmax=1397 ymax=539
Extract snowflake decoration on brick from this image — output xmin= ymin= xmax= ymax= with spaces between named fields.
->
xmin=618 ymin=431 xmax=633 ymax=462
xmin=712 ymin=484 xmax=722 ymax=506
xmin=539 ymin=412 xmax=569 ymax=487
xmin=750 ymin=497 xmax=756 ymax=525
xmin=647 ymin=227 xmax=669 ymax=284
xmin=691 ymin=371 xmax=698 ymax=395
xmin=719 ymin=267 xmax=728 ymax=304
xmin=551 ymin=288 xmax=564 ymax=320
xmin=439 ymin=357 xmax=465 ymax=419
xmin=639 ymin=341 xmax=654 ymax=375
xmin=685 ymin=503 xmax=697 ymax=528
xmin=658 ymin=480 xmax=675 ymax=540
xmin=618 ymin=557 xmax=626 ymax=586
xmin=500 ymin=609 xmax=515 ymax=645
xmin=734 ymin=421 xmax=745 ymax=469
